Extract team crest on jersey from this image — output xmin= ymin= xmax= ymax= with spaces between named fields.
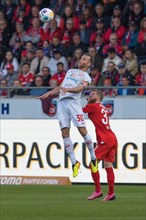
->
xmin=102 ymin=100 xmax=114 ymax=117
xmin=48 ymin=100 xmax=57 ymax=117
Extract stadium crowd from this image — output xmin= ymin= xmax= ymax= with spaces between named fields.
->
xmin=0 ymin=0 xmax=146 ymax=97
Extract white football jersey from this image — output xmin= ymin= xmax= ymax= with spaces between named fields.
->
xmin=59 ymin=69 xmax=91 ymax=101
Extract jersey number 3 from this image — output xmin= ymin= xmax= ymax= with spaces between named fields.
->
xmin=101 ymin=108 xmax=109 ymax=125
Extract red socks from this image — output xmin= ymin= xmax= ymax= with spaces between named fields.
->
xmin=105 ymin=167 xmax=115 ymax=195
xmin=91 ymin=170 xmax=101 ymax=193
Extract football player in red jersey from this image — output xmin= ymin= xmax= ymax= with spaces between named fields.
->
xmin=83 ymin=89 xmax=118 ymax=201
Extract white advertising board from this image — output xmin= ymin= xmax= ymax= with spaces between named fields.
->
xmin=0 ymin=119 xmax=146 ymax=184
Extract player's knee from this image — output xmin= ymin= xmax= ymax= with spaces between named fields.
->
xmin=78 ymin=127 xmax=87 ymax=137
xmin=61 ymin=128 xmax=70 ymax=138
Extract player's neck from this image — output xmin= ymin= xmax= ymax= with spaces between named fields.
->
xmin=78 ymin=67 xmax=88 ymax=72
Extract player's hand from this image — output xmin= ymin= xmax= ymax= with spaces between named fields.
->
xmin=37 ymin=91 xmax=52 ymax=99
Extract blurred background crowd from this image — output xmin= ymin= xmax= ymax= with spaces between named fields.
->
xmin=0 ymin=0 xmax=146 ymax=97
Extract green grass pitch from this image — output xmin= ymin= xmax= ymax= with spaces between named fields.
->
xmin=0 ymin=185 xmax=145 ymax=220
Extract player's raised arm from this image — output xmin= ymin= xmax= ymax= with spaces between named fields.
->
xmin=37 ymin=86 xmax=61 ymax=99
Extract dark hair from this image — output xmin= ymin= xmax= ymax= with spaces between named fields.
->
xmin=107 ymin=47 xmax=116 ymax=54
xmin=57 ymin=62 xmax=64 ymax=66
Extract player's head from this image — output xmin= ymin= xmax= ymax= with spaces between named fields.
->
xmin=88 ymin=89 xmax=104 ymax=103
xmin=78 ymin=53 xmax=93 ymax=70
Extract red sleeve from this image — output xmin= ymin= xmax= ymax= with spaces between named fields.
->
xmin=138 ymin=31 xmax=144 ymax=43
xmin=83 ymin=103 xmax=96 ymax=113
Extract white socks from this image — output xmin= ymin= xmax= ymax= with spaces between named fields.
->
xmin=83 ymin=134 xmax=96 ymax=161
xmin=63 ymin=137 xmax=76 ymax=165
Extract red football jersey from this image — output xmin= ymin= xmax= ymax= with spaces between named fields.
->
xmin=83 ymin=102 xmax=116 ymax=143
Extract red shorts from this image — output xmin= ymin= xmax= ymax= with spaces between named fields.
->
xmin=95 ymin=139 xmax=118 ymax=163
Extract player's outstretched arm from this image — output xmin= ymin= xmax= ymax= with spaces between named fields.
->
xmin=37 ymin=86 xmax=60 ymax=99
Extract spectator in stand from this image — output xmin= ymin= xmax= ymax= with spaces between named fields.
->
xmin=28 ymin=5 xmax=39 ymax=24
xmin=66 ymin=32 xmax=88 ymax=63
xmin=42 ymin=40 xmax=50 ymax=57
xmin=138 ymin=18 xmax=146 ymax=43
xmin=104 ymin=17 xmax=126 ymax=44
xmin=50 ymin=36 xmax=66 ymax=57
xmin=0 ymin=79 xmax=8 ymax=97
xmin=0 ymin=44 xmax=7 ymax=66
xmin=19 ymin=48 xmax=35 ymax=71
xmin=2 ymin=64 xmax=18 ymax=86
xmin=117 ymin=63 xmax=135 ymax=86
xmin=9 ymin=22 xmax=26 ymax=48
xmin=23 ymin=17 xmax=44 ymax=46
xmin=10 ymin=79 xmax=29 ymax=97
xmin=30 ymin=47 xmax=49 ymax=75
xmin=13 ymin=0 xmax=31 ymax=23
xmin=14 ymin=6 xmax=30 ymax=31
xmin=122 ymin=1 xmax=145 ymax=29
xmin=40 ymin=66 xmax=51 ymax=86
xmin=100 ymin=61 xmax=119 ymax=86
xmin=102 ymin=47 xmax=122 ymax=72
xmin=122 ymin=20 xmax=139 ymax=51
xmin=59 ymin=6 xmax=74 ymax=31
xmin=49 ymin=78 xmax=58 ymax=88
xmin=90 ymin=19 xmax=106 ymax=46
xmin=0 ymin=18 xmax=13 ymax=48
xmin=0 ymin=50 xmax=19 ymax=77
xmin=29 ymin=75 xmax=48 ymax=96
xmin=61 ymin=18 xmax=76 ymax=47
xmin=134 ymin=32 xmax=146 ymax=63
xmin=92 ymin=3 xmax=110 ymax=29
xmin=88 ymin=46 xmax=104 ymax=72
xmin=11 ymin=37 xmax=24 ymax=64
xmin=48 ymin=50 xmax=68 ymax=76
xmin=19 ymin=62 xmax=34 ymax=86
xmin=69 ymin=48 xmax=83 ymax=69
xmin=79 ymin=7 xmax=93 ymax=30
xmin=102 ymin=0 xmax=116 ymax=18
xmin=117 ymin=76 xmax=135 ymax=95
xmin=74 ymin=0 xmax=87 ymax=17
xmin=21 ymin=41 xmax=34 ymax=58
xmin=123 ymin=49 xmax=138 ymax=76
xmin=111 ymin=5 xmax=122 ymax=22
xmin=0 ymin=10 xmax=5 ymax=20
xmin=89 ymin=66 xmax=102 ymax=86
xmin=103 ymin=33 xmax=123 ymax=57
xmin=102 ymin=78 xmax=116 ymax=96
xmin=2 ymin=0 xmax=16 ymax=25
xmin=50 ymin=62 xmax=66 ymax=86
xmin=42 ymin=19 xmax=62 ymax=44
xmin=77 ymin=20 xmax=90 ymax=46
xmin=135 ymin=62 xmax=146 ymax=95
xmin=32 ymin=0 xmax=47 ymax=10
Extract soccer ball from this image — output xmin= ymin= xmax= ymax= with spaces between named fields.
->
xmin=39 ymin=8 xmax=54 ymax=23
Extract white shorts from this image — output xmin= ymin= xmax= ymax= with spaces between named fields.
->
xmin=58 ymin=98 xmax=86 ymax=129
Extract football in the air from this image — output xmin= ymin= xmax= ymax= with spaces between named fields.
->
xmin=39 ymin=8 xmax=54 ymax=23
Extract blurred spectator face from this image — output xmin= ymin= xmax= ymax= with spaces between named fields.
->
xmin=133 ymin=3 xmax=142 ymax=15
xmin=0 ymin=19 xmax=7 ymax=31
xmin=129 ymin=23 xmax=137 ymax=31
xmin=125 ymin=50 xmax=133 ymax=59
xmin=66 ymin=19 xmax=74 ymax=30
xmin=107 ymin=62 xmax=115 ymax=72
xmin=41 ymin=67 xmax=50 ymax=77
xmin=57 ymin=63 xmax=64 ymax=73
xmin=73 ymin=34 xmax=81 ymax=45
xmin=88 ymin=47 xmax=96 ymax=57
xmin=5 ymin=51 xmax=13 ymax=61
xmin=36 ymin=49 xmax=43 ymax=60
xmin=64 ymin=6 xmax=73 ymax=17
xmin=13 ymin=80 xmax=21 ymax=87
xmin=96 ymin=21 xmax=104 ymax=30
xmin=90 ymin=68 xmax=98 ymax=77
xmin=108 ymin=51 xmax=116 ymax=59
xmin=43 ymin=40 xmax=49 ymax=48
xmin=142 ymin=20 xmax=146 ymax=30
xmin=121 ymin=77 xmax=129 ymax=86
xmin=52 ymin=37 xmax=60 ymax=46
xmin=32 ymin=17 xmax=40 ymax=28
xmin=140 ymin=64 xmax=146 ymax=74
xmin=35 ymin=76 xmax=43 ymax=87
xmin=103 ymin=78 xmax=112 ymax=87
xmin=0 ymin=11 xmax=5 ymax=20
xmin=49 ymin=79 xmax=58 ymax=88
xmin=74 ymin=49 xmax=83 ymax=59
xmin=35 ymin=0 xmax=42 ymax=6
xmin=20 ymin=0 xmax=27 ymax=6
xmin=50 ymin=20 xmax=57 ymax=30
xmin=112 ymin=17 xmax=121 ymax=28
xmin=54 ymin=52 xmax=61 ymax=60
xmin=16 ymin=22 xmax=24 ymax=33
xmin=6 ymin=0 xmax=13 ymax=6
xmin=25 ymin=42 xmax=33 ymax=50
xmin=18 ymin=10 xmax=25 ymax=19
xmin=83 ymin=8 xmax=90 ymax=18
xmin=95 ymin=5 xmax=104 ymax=16
xmin=31 ymin=6 xmax=39 ymax=17
xmin=22 ymin=64 xmax=30 ymax=74
xmin=27 ymin=50 xmax=35 ymax=59
xmin=118 ymin=66 xmax=126 ymax=75
xmin=109 ymin=34 xmax=118 ymax=45
xmin=95 ymin=34 xmax=103 ymax=44
xmin=113 ymin=8 xmax=121 ymax=17
xmin=0 ymin=79 xmax=7 ymax=87
xmin=79 ymin=21 xmax=86 ymax=30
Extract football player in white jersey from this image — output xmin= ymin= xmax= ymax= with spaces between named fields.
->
xmin=39 ymin=53 xmax=98 ymax=177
